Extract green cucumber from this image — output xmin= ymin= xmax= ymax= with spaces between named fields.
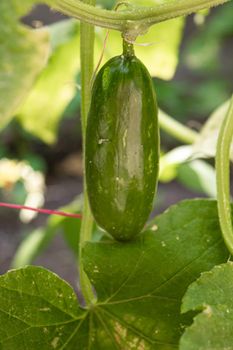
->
xmin=85 ymin=41 xmax=159 ymax=241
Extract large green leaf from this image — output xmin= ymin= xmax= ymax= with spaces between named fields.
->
xmin=0 ymin=0 xmax=50 ymax=128
xmin=0 ymin=266 xmax=88 ymax=349
xmin=0 ymin=199 xmax=229 ymax=348
xmin=134 ymin=18 xmax=184 ymax=79
xmin=122 ymin=0 xmax=185 ymax=79
xmin=180 ymin=262 xmax=233 ymax=349
xmin=17 ymin=20 xmax=80 ymax=144
xmin=82 ymin=199 xmax=228 ymax=348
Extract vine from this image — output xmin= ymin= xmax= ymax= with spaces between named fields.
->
xmin=159 ymin=110 xmax=199 ymax=144
xmin=216 ymin=96 xmax=233 ymax=256
xmin=53 ymin=0 xmax=230 ymax=36
xmin=79 ymin=0 xmax=97 ymax=307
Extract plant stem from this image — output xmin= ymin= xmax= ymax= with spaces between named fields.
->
xmin=159 ymin=110 xmax=199 ymax=144
xmin=79 ymin=0 xmax=96 ymax=307
xmin=123 ymin=38 xmax=134 ymax=56
xmin=216 ymin=96 xmax=233 ymax=256
xmin=53 ymin=0 xmax=229 ymax=34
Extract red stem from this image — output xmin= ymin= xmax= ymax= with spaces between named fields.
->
xmin=0 ymin=202 xmax=82 ymax=219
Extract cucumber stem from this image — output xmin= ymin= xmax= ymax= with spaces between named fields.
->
xmin=123 ymin=38 xmax=135 ymax=56
xmin=53 ymin=0 xmax=230 ymax=33
xmin=159 ymin=110 xmax=199 ymax=145
xmin=79 ymin=0 xmax=97 ymax=307
xmin=216 ymin=96 xmax=233 ymax=256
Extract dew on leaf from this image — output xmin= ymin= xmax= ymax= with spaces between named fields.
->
xmin=203 ymin=305 xmax=213 ymax=318
xmin=151 ymin=224 xmax=158 ymax=231
xmin=93 ymin=265 xmax=99 ymax=273
xmin=51 ymin=337 xmax=59 ymax=349
xmin=39 ymin=307 xmax=50 ymax=312
xmin=98 ymin=138 xmax=109 ymax=145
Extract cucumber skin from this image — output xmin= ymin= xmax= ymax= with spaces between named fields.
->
xmin=85 ymin=54 xmax=159 ymax=241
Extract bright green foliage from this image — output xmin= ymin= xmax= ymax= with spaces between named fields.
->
xmin=134 ymin=18 xmax=184 ymax=79
xmin=0 ymin=266 xmax=87 ymax=350
xmin=17 ymin=20 xmax=81 ymax=144
xmin=180 ymin=262 xmax=233 ymax=349
xmin=0 ymin=199 xmax=229 ymax=349
xmin=6 ymin=0 xmax=52 ymax=18
xmin=83 ymin=199 xmax=228 ymax=348
xmin=0 ymin=0 xmax=49 ymax=128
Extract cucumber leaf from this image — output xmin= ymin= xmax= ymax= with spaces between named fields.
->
xmin=0 ymin=0 xmax=50 ymax=128
xmin=0 ymin=266 xmax=88 ymax=349
xmin=83 ymin=199 xmax=228 ymax=348
xmin=180 ymin=262 xmax=233 ymax=349
xmin=0 ymin=199 xmax=229 ymax=348
xmin=17 ymin=20 xmax=80 ymax=144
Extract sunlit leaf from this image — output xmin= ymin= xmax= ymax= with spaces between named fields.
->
xmin=17 ymin=20 xmax=80 ymax=144
xmin=82 ymin=199 xmax=228 ymax=348
xmin=0 ymin=1 xmax=49 ymax=128
xmin=180 ymin=262 xmax=233 ymax=349
xmin=0 ymin=266 xmax=87 ymax=349
xmin=1 ymin=200 xmax=229 ymax=348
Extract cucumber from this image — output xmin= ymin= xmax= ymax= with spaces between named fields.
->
xmin=85 ymin=42 xmax=159 ymax=241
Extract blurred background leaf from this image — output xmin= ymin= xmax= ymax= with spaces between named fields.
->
xmin=0 ymin=1 xmax=49 ymax=128
xmin=156 ymin=1 xmax=233 ymax=125
xmin=17 ymin=20 xmax=80 ymax=144
xmin=192 ymin=99 xmax=233 ymax=161
xmin=11 ymin=196 xmax=83 ymax=268
xmin=177 ymin=160 xmax=217 ymax=198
